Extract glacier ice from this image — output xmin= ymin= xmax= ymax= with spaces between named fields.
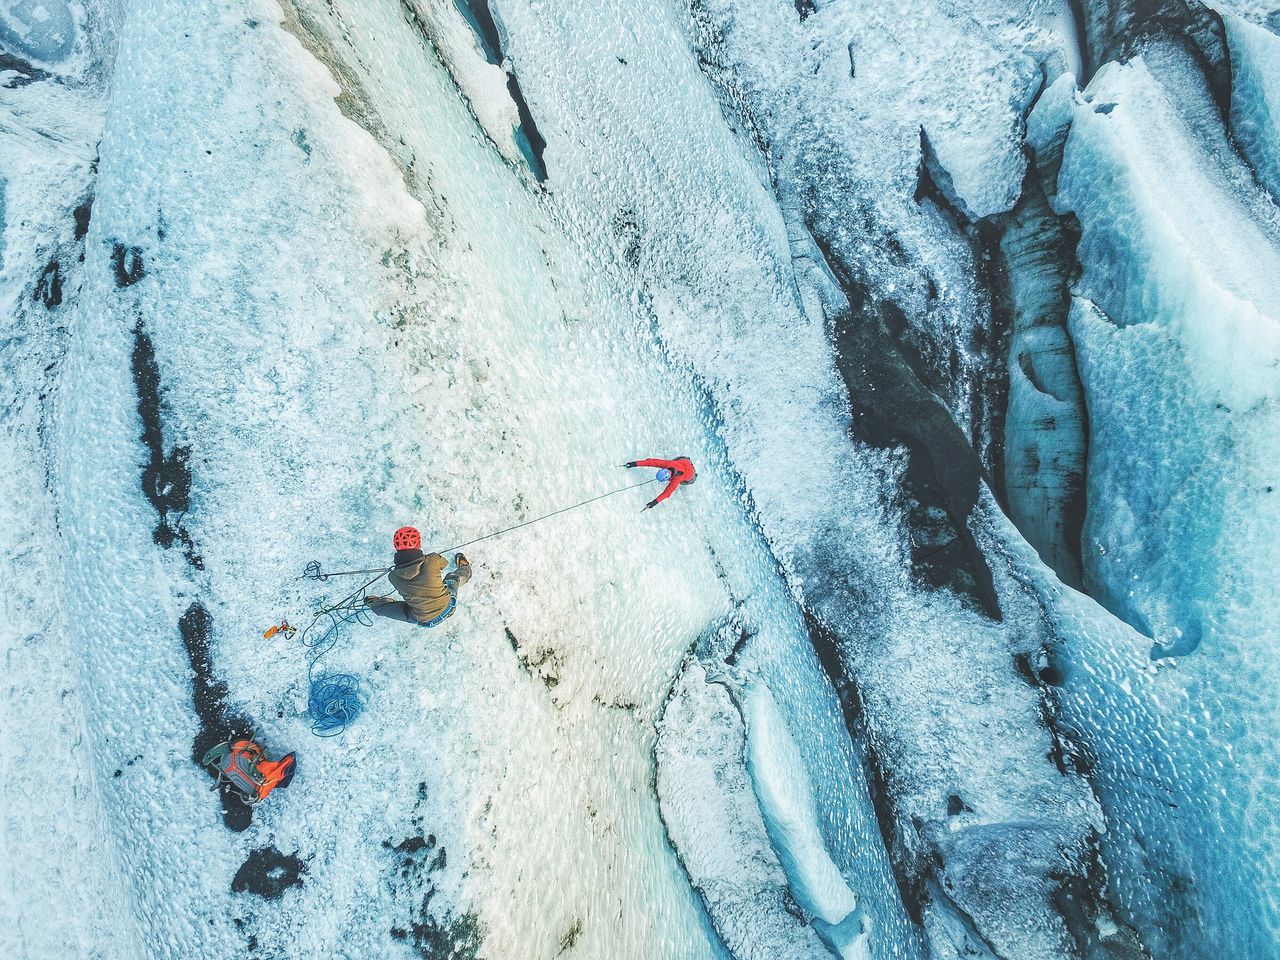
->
xmin=1224 ymin=11 xmax=1280 ymax=201
xmin=0 ymin=5 xmax=140 ymax=956
xmin=6 ymin=0 xmax=1280 ymax=957
xmin=656 ymin=661 xmax=835 ymax=960
xmin=1051 ymin=50 xmax=1280 ymax=653
xmin=0 ymin=0 xmax=77 ymax=64
xmin=1028 ymin=35 xmax=1280 ymax=958
xmin=57 ymin=0 xmax=741 ymax=953
xmin=742 ymin=684 xmax=870 ymax=960
xmin=491 ymin=1 xmax=1109 ymax=954
xmin=997 ymin=175 xmax=1087 ymax=589
xmin=12 ymin=0 xmax=921 ymax=956
xmin=656 ymin=583 xmax=917 ymax=960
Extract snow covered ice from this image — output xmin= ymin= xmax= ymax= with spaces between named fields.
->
xmin=5 ymin=1 xmax=1280 ymax=958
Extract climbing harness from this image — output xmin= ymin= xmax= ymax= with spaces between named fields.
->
xmin=288 ymin=476 xmax=658 ymax=736
xmin=417 ymin=591 xmax=457 ymax=628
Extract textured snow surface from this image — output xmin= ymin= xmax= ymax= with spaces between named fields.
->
xmin=489 ymin=1 xmax=1106 ymax=955
xmin=0 ymin=5 xmax=137 ymax=956
xmin=51 ymin=0 xmax=746 ymax=955
xmin=6 ymin=0 xmax=913 ymax=956
xmin=6 ymin=0 xmax=1280 ymax=958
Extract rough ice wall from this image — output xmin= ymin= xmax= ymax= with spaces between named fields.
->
xmin=1224 ymin=11 xmax=1280 ymax=199
xmin=997 ymin=181 xmax=1087 ymax=590
xmin=6 ymin=0 xmax=922 ymax=957
xmin=1030 ymin=36 xmax=1280 ymax=958
xmin=657 ymin=662 xmax=834 ymax=960
xmin=480 ymin=0 xmax=1110 ymax=954
xmin=1051 ymin=50 xmax=1280 ymax=657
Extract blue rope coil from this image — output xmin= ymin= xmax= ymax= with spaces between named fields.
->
xmin=298 ymin=578 xmax=380 ymax=738
xmin=308 ymin=672 xmax=363 ymax=737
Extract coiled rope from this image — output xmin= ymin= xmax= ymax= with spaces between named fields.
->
xmin=308 ymin=673 xmax=363 ymax=737
xmin=294 ymin=568 xmax=383 ymax=737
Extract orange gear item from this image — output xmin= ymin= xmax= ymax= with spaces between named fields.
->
xmin=256 ymin=756 xmax=297 ymax=801
xmin=393 ymin=526 xmax=421 ymax=550
xmin=262 ymin=620 xmax=295 ymax=641
xmin=203 ymin=739 xmax=296 ymax=803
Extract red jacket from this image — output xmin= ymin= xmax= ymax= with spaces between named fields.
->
xmin=633 ymin=457 xmax=696 ymax=507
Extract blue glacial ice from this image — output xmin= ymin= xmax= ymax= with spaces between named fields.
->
xmin=1025 ymin=34 xmax=1280 ymax=959
xmin=742 ymin=684 xmax=871 ymax=959
xmin=1224 ymin=11 xmax=1280 ymax=201
xmin=0 ymin=0 xmax=77 ymax=64
xmin=657 ymin=661 xmax=836 ymax=960
xmin=5 ymin=0 xmax=1280 ymax=958
xmin=1049 ymin=48 xmax=1280 ymax=659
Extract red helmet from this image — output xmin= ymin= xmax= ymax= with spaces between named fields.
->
xmin=393 ymin=526 xmax=421 ymax=550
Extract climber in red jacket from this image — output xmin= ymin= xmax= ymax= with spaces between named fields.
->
xmin=625 ymin=456 xmax=697 ymax=509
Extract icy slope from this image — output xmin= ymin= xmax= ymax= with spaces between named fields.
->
xmin=0 ymin=3 xmax=141 ymax=956
xmin=18 ymin=0 xmax=922 ymax=957
xmin=657 ymin=662 xmax=834 ymax=960
xmin=477 ymin=1 xmax=1114 ymax=955
xmin=55 ymin=0 xmax=726 ymax=953
xmin=9 ymin=0 xmax=1280 ymax=958
xmin=1224 ymin=11 xmax=1280 ymax=200
xmin=1029 ymin=39 xmax=1280 ymax=957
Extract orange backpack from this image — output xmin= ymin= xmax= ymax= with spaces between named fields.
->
xmin=203 ymin=740 xmax=296 ymax=803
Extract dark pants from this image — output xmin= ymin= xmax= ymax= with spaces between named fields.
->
xmin=367 ymin=599 xmax=421 ymax=624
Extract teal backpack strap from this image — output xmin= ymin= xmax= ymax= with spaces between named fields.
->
xmin=202 ymin=742 xmax=232 ymax=768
